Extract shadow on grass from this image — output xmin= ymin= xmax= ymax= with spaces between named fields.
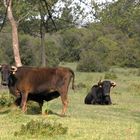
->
xmin=26 ymin=107 xmax=68 ymax=117
xmin=0 ymin=105 xmax=69 ymax=118
xmin=0 ymin=106 xmax=23 ymax=115
xmin=43 ymin=109 xmax=69 ymax=117
xmin=0 ymin=108 xmax=11 ymax=114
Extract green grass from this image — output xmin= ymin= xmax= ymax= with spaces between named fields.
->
xmin=0 ymin=63 xmax=140 ymax=140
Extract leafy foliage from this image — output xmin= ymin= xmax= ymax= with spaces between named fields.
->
xmin=0 ymin=0 xmax=140 ymax=71
xmin=45 ymin=40 xmax=60 ymax=67
xmin=14 ymin=119 xmax=68 ymax=137
xmin=0 ymin=93 xmax=14 ymax=107
xmin=59 ymin=28 xmax=81 ymax=62
xmin=77 ymin=49 xmax=109 ymax=72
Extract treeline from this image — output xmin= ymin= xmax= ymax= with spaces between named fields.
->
xmin=0 ymin=0 xmax=140 ymax=72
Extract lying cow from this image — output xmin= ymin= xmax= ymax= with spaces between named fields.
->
xmin=0 ymin=64 xmax=75 ymax=115
xmin=84 ymin=80 xmax=116 ymax=105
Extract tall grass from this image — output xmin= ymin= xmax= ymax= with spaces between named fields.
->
xmin=0 ymin=64 xmax=140 ymax=140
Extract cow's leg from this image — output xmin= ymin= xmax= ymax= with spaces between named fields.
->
xmin=91 ymin=98 xmax=96 ymax=104
xmin=107 ymin=96 xmax=112 ymax=104
xmin=38 ymin=101 xmax=43 ymax=114
xmin=14 ymin=97 xmax=21 ymax=106
xmin=84 ymin=94 xmax=92 ymax=104
xmin=20 ymin=93 xmax=28 ymax=112
xmin=60 ymin=92 xmax=68 ymax=116
xmin=104 ymin=96 xmax=112 ymax=105
xmin=108 ymin=96 xmax=112 ymax=104
xmin=60 ymin=79 xmax=71 ymax=116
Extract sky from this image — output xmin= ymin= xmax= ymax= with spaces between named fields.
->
xmin=54 ymin=0 xmax=116 ymax=25
xmin=71 ymin=0 xmax=116 ymax=25
xmin=94 ymin=0 xmax=114 ymax=3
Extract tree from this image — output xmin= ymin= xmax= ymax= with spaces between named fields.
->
xmin=1 ymin=0 xmax=59 ymax=66
xmin=18 ymin=0 xmax=58 ymax=66
xmin=1 ymin=0 xmax=96 ymax=66
xmin=3 ymin=0 xmax=22 ymax=66
xmin=99 ymin=0 xmax=140 ymax=36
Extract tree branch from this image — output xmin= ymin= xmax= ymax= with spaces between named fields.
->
xmin=42 ymin=0 xmax=57 ymax=31
xmin=0 ymin=0 xmax=10 ymax=32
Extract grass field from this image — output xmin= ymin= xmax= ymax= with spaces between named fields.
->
xmin=0 ymin=63 xmax=140 ymax=140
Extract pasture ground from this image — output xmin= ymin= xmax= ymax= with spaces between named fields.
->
xmin=0 ymin=63 xmax=140 ymax=140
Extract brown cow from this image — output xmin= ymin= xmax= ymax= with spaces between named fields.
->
xmin=0 ymin=64 xmax=59 ymax=111
xmin=0 ymin=64 xmax=75 ymax=115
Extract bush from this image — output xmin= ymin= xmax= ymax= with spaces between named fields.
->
xmin=19 ymin=34 xmax=36 ymax=66
xmin=14 ymin=119 xmax=68 ymax=137
xmin=59 ymin=28 xmax=81 ymax=62
xmin=0 ymin=93 xmax=14 ymax=107
xmin=45 ymin=41 xmax=60 ymax=67
xmin=77 ymin=50 xmax=109 ymax=72
xmin=19 ymin=34 xmax=60 ymax=67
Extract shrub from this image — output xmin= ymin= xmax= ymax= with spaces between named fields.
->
xmin=45 ymin=40 xmax=60 ymax=67
xmin=14 ymin=119 xmax=68 ymax=137
xmin=0 ymin=93 xmax=14 ymax=107
xmin=77 ymin=50 xmax=109 ymax=72
xmin=19 ymin=35 xmax=36 ymax=66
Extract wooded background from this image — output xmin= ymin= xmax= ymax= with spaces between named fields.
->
xmin=0 ymin=0 xmax=140 ymax=72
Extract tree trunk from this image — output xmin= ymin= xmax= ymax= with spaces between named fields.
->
xmin=40 ymin=13 xmax=46 ymax=67
xmin=40 ymin=31 xmax=46 ymax=67
xmin=4 ymin=0 xmax=22 ymax=67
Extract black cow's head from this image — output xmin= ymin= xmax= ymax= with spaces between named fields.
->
xmin=0 ymin=64 xmax=17 ymax=86
xmin=98 ymin=80 xmax=116 ymax=96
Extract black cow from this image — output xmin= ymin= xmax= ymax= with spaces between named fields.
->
xmin=84 ymin=80 xmax=116 ymax=105
xmin=0 ymin=64 xmax=75 ymax=115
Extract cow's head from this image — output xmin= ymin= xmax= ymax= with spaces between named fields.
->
xmin=0 ymin=64 xmax=17 ymax=86
xmin=98 ymin=80 xmax=116 ymax=96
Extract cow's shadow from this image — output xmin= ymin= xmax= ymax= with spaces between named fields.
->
xmin=43 ymin=110 xmax=68 ymax=117
xmin=0 ymin=108 xmax=11 ymax=114
xmin=26 ymin=107 xmax=66 ymax=117
xmin=0 ymin=106 xmax=67 ymax=117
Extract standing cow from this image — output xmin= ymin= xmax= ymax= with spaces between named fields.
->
xmin=84 ymin=80 xmax=116 ymax=105
xmin=0 ymin=64 xmax=75 ymax=115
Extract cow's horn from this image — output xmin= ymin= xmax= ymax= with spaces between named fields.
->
xmin=98 ymin=78 xmax=102 ymax=85
xmin=11 ymin=66 xmax=17 ymax=72
xmin=111 ymin=82 xmax=116 ymax=87
xmin=0 ymin=65 xmax=2 ymax=69
xmin=98 ymin=80 xmax=102 ymax=88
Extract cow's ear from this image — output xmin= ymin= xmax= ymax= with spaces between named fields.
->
xmin=11 ymin=66 xmax=17 ymax=74
xmin=111 ymin=82 xmax=116 ymax=88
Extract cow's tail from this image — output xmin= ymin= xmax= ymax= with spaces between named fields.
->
xmin=69 ymin=69 xmax=75 ymax=91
